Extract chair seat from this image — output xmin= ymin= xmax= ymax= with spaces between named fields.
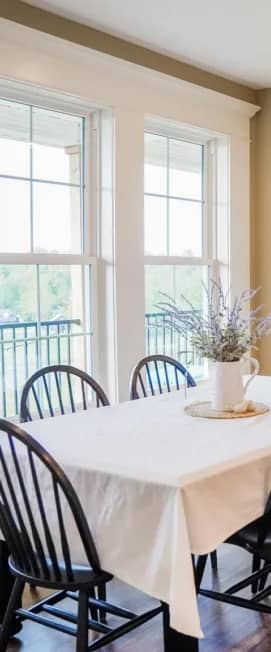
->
xmin=9 ymin=556 xmax=113 ymax=590
xmin=227 ymin=514 xmax=271 ymax=560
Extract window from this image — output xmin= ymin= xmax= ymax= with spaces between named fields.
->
xmin=0 ymin=97 xmax=94 ymax=417
xmin=144 ymin=130 xmax=212 ymax=380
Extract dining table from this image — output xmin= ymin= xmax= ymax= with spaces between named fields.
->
xmin=3 ymin=374 xmax=271 ymax=651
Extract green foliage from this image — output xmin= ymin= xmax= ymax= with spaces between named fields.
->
xmin=145 ymin=265 xmax=204 ymax=313
xmin=0 ymin=265 xmax=72 ymax=322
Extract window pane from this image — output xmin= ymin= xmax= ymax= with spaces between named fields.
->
xmin=169 ymin=199 xmax=202 ymax=257
xmin=39 ymin=265 xmax=88 ymax=372
xmin=145 ymin=196 xmax=167 ymax=255
xmin=32 ymin=107 xmax=82 ymax=184
xmin=145 ymin=264 xmax=208 ymax=380
xmin=33 ymin=182 xmax=81 ymax=253
xmin=0 ymin=100 xmax=30 ymax=177
xmin=169 ymin=140 xmax=202 ymax=200
xmin=144 ymin=133 xmax=167 ymax=195
xmin=0 ymin=265 xmax=38 ymax=417
xmin=39 ymin=265 xmax=84 ymax=324
xmin=0 ymin=264 xmax=92 ymax=417
xmin=0 ymin=178 xmax=30 ymax=252
xmin=0 ymin=265 xmax=37 ymax=322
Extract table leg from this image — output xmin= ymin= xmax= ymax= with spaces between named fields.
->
xmin=163 ymin=603 xmax=199 ymax=652
xmin=0 ymin=541 xmax=22 ymax=636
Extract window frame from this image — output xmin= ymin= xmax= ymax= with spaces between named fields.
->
xmin=143 ymin=123 xmax=221 ymax=377
xmin=144 ymin=126 xmax=217 ymax=270
xmin=0 ymin=87 xmax=100 ymax=412
xmin=144 ymin=130 xmax=206 ymax=260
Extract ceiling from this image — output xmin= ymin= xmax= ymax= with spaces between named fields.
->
xmin=24 ymin=0 xmax=271 ymax=89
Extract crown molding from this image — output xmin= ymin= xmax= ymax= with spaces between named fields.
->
xmin=0 ymin=0 xmax=259 ymax=107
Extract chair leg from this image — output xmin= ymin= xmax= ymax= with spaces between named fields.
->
xmin=210 ymin=551 xmax=218 ymax=571
xmin=88 ymin=587 xmax=98 ymax=622
xmin=0 ymin=541 xmax=22 ymax=632
xmin=252 ymin=555 xmax=261 ymax=594
xmin=195 ymin=555 xmax=208 ymax=592
xmin=258 ymin=559 xmax=270 ymax=592
xmin=0 ymin=578 xmax=23 ymax=652
xmin=76 ymin=590 xmax=89 ymax=652
xmin=97 ymin=583 xmax=107 ymax=624
xmin=162 ymin=602 xmax=170 ymax=652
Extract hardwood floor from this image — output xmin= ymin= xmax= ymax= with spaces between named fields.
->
xmin=6 ymin=544 xmax=271 ymax=651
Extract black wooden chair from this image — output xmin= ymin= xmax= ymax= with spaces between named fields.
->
xmin=129 ymin=354 xmax=196 ymax=399
xmin=198 ymin=496 xmax=271 ymax=611
xmin=19 ymin=364 xmax=110 ymax=616
xmin=129 ymin=353 xmax=217 ymax=575
xmin=0 ymin=419 xmax=165 ymax=651
xmin=20 ymin=364 xmax=109 ymax=422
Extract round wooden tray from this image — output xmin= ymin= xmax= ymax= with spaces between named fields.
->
xmin=184 ymin=401 xmax=270 ymax=419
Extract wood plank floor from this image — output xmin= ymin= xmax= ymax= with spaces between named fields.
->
xmin=6 ymin=544 xmax=271 ymax=651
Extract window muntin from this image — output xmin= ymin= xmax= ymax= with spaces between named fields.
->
xmin=144 ymin=132 xmax=204 ymax=257
xmin=0 ymin=100 xmax=84 ymax=254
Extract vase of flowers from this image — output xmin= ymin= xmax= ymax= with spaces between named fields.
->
xmin=157 ymin=280 xmax=271 ymax=412
xmin=209 ymin=357 xmax=259 ymax=411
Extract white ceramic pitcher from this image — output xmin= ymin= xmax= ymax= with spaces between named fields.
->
xmin=211 ymin=357 xmax=260 ymax=411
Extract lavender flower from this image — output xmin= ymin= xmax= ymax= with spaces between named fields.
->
xmin=156 ymin=279 xmax=271 ymax=362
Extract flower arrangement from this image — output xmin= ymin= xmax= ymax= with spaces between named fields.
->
xmin=157 ymin=279 xmax=271 ymax=363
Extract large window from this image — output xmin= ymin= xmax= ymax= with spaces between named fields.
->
xmin=0 ymin=97 xmax=94 ymax=416
xmin=144 ymin=131 xmax=212 ymax=380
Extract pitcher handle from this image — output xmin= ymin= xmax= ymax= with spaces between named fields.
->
xmin=242 ymin=356 xmax=260 ymax=393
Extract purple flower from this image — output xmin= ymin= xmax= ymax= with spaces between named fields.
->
xmin=156 ymin=279 xmax=271 ymax=362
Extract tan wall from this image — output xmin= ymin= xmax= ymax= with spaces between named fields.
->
xmin=251 ymin=90 xmax=271 ymax=373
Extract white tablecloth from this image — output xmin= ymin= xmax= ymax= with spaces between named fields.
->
xmin=20 ymin=375 xmax=271 ymax=638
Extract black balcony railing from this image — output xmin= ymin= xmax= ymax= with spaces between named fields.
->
xmin=0 ymin=311 xmax=201 ymax=417
xmin=145 ymin=311 xmax=200 ymax=366
xmin=0 ymin=318 xmax=81 ymax=417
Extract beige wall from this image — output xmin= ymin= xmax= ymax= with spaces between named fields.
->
xmin=251 ymin=91 xmax=271 ymax=373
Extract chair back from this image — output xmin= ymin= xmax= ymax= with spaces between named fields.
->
xmin=20 ymin=364 xmax=109 ymax=422
xmin=0 ymin=419 xmax=100 ymax=583
xmin=129 ymin=354 xmax=196 ymax=399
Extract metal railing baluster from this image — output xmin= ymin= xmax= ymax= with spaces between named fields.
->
xmin=67 ymin=323 xmax=72 ymax=365
xmin=57 ymin=324 xmax=61 ymax=364
xmin=24 ymin=326 xmax=29 ymax=378
xmin=12 ymin=327 xmax=18 ymax=415
xmin=0 ymin=329 xmax=6 ymax=417
xmin=46 ymin=324 xmax=50 ymax=365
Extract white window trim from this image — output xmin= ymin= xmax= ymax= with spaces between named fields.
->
xmin=0 ymin=85 xmax=102 ymax=407
xmin=143 ymin=125 xmax=230 ymax=380
xmin=143 ymin=125 xmax=227 ymax=273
